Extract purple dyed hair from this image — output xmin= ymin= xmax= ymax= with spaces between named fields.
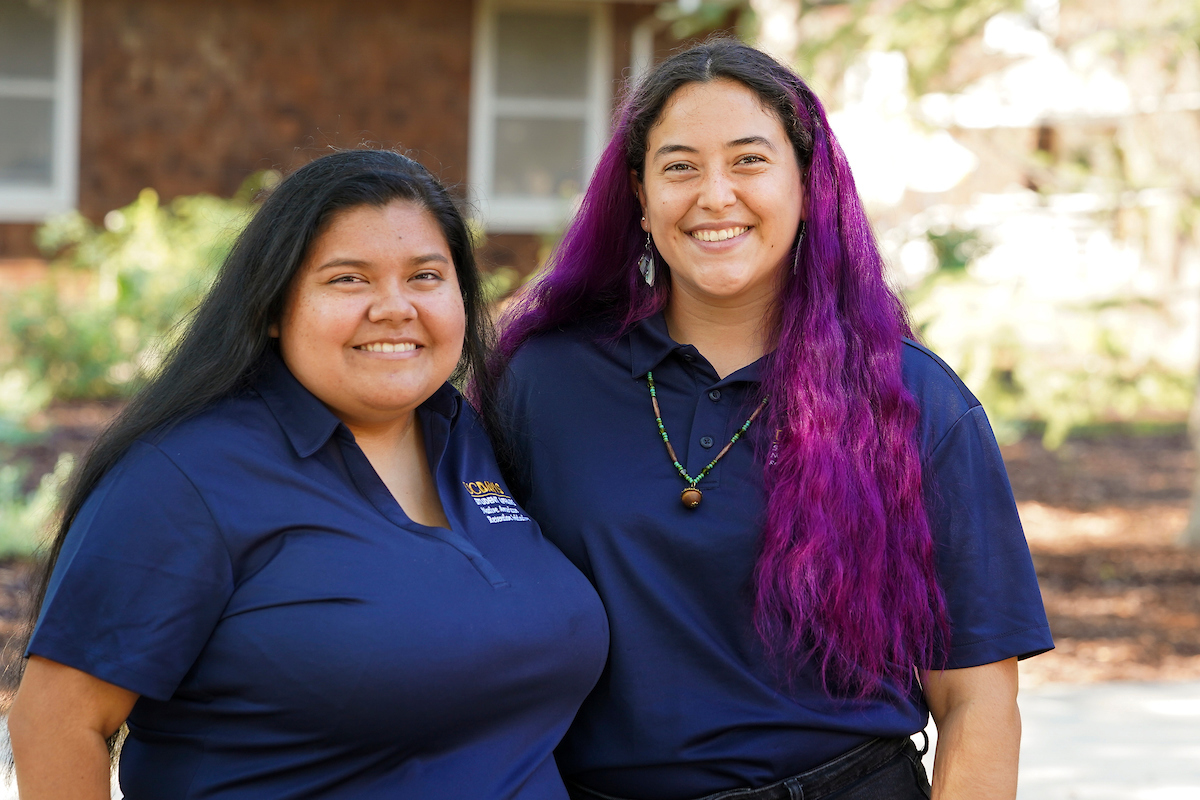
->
xmin=486 ymin=40 xmax=949 ymax=697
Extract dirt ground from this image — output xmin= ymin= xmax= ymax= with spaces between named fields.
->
xmin=2 ymin=408 xmax=1198 ymax=696
xmin=1004 ymin=432 xmax=1200 ymax=685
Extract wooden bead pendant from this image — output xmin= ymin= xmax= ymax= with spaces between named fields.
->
xmin=646 ymin=371 xmax=768 ymax=512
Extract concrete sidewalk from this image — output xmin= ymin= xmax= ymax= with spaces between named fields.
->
xmin=1017 ymin=680 xmax=1200 ymax=799
xmin=922 ymin=680 xmax=1200 ymax=799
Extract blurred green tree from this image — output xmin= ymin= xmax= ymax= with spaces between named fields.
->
xmin=763 ymin=0 xmax=1200 ymax=544
xmin=1 ymin=173 xmax=274 ymax=408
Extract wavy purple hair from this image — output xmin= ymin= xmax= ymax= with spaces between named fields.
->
xmin=485 ymin=40 xmax=949 ymax=697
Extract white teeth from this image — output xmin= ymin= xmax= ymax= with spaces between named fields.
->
xmin=690 ymin=227 xmax=749 ymax=242
xmin=358 ymin=342 xmax=417 ymax=353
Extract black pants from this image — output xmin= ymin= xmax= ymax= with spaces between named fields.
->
xmin=566 ymin=736 xmax=932 ymax=800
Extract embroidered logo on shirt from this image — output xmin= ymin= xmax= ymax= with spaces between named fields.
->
xmin=462 ymin=481 xmax=531 ymax=524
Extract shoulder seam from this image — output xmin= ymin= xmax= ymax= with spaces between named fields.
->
xmin=135 ymin=441 xmax=235 ymax=577
xmin=925 ymin=405 xmax=988 ymax=465
xmin=902 ymin=339 xmax=980 ymax=409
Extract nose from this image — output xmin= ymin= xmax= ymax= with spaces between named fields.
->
xmin=697 ymin=168 xmax=737 ymax=211
xmin=367 ymin=280 xmax=417 ymax=324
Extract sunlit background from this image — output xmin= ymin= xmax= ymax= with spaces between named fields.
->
xmin=1 ymin=0 xmax=1199 ymax=797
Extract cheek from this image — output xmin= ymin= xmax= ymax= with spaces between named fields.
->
xmin=290 ymin=298 xmax=360 ymax=344
xmin=762 ymin=177 xmax=803 ymax=234
xmin=448 ymin=303 xmax=468 ymax=347
xmin=425 ymin=294 xmax=467 ymax=347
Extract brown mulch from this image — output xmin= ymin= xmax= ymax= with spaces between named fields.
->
xmin=1004 ymin=432 xmax=1200 ymax=685
xmin=1 ymin=408 xmax=1199 ymax=699
xmin=11 ymin=402 xmax=123 ymax=492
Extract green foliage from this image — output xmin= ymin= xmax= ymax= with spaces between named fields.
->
xmin=0 ymin=453 xmax=73 ymax=558
xmin=925 ymin=227 xmax=991 ymax=273
xmin=794 ymin=0 xmax=1023 ymax=95
xmin=909 ymin=265 xmax=1195 ymax=448
xmin=482 ymin=267 xmax=525 ymax=306
xmin=784 ymin=1 xmax=1200 ymax=447
xmin=1 ymin=176 xmax=271 ymax=408
xmin=656 ymin=0 xmax=746 ymax=40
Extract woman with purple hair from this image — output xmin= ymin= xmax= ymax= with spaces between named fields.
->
xmin=484 ymin=40 xmax=1051 ymax=800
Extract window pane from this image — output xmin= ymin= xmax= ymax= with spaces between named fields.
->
xmin=493 ymin=117 xmax=584 ymax=199
xmin=0 ymin=97 xmax=53 ymax=184
xmin=495 ymin=12 xmax=589 ymax=99
xmin=0 ymin=0 xmax=56 ymax=78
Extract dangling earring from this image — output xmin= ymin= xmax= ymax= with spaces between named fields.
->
xmin=791 ymin=221 xmax=807 ymax=275
xmin=638 ymin=230 xmax=656 ymax=287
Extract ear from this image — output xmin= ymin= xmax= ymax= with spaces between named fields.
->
xmin=629 ymin=170 xmax=649 ymax=231
xmin=268 ymin=323 xmax=280 ymax=338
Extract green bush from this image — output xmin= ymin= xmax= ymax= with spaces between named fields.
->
xmin=909 ymin=264 xmax=1194 ymax=448
xmin=1 ymin=174 xmax=275 ymax=408
xmin=0 ymin=453 xmax=73 ymax=558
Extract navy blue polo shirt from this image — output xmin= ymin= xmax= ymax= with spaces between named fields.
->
xmin=501 ymin=314 xmax=1052 ymax=800
xmin=29 ymin=352 xmax=609 ymax=799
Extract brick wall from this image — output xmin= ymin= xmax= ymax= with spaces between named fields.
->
xmin=79 ymin=0 xmax=475 ymax=211
xmin=1 ymin=0 xmax=474 ymax=258
xmin=0 ymin=224 xmax=39 ymax=259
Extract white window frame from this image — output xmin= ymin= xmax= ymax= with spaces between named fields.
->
xmin=469 ymin=0 xmax=612 ymax=234
xmin=0 ymin=0 xmax=81 ymax=222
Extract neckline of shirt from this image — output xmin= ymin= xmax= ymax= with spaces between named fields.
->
xmin=254 ymin=349 xmax=461 ymax=459
xmin=626 ymin=312 xmax=764 ymax=386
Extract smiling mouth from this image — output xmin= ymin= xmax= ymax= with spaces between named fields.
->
xmin=689 ymin=227 xmax=750 ymax=243
xmin=355 ymin=342 xmax=418 ymax=353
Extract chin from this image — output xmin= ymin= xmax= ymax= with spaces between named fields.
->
xmin=699 ymin=280 xmax=757 ymax=299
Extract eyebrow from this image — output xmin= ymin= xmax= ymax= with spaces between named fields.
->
xmin=728 ymin=135 xmax=777 ymax=151
xmin=313 ymin=258 xmax=369 ymax=271
xmin=412 ymin=253 xmax=451 ymax=265
xmin=314 ymin=253 xmax=450 ymax=270
xmin=653 ymin=143 xmax=699 ymax=160
xmin=652 ymin=136 xmax=778 ymax=161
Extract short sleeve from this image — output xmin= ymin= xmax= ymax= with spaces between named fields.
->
xmin=28 ymin=441 xmax=235 ymax=700
xmin=923 ymin=406 xmax=1054 ymax=668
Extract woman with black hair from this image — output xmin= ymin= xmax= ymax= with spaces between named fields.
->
xmin=9 ymin=149 xmax=608 ymax=800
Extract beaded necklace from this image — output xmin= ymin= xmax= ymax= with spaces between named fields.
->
xmin=646 ymin=370 xmax=767 ymax=509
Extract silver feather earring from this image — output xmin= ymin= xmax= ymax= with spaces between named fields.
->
xmin=638 ymin=229 xmax=656 ymax=287
xmin=791 ymin=221 xmax=807 ymax=275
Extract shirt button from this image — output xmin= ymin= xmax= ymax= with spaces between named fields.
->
xmin=708 ymin=390 xmax=721 ymax=402
xmin=683 ymin=353 xmax=694 ymax=362
xmin=700 ymin=436 xmax=715 ymax=448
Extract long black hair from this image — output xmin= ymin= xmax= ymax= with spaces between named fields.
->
xmin=30 ymin=149 xmax=492 ymax=622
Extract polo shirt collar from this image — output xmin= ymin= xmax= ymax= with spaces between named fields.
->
xmin=255 ymin=349 xmax=461 ymax=459
xmin=628 ymin=313 xmax=678 ymax=379
xmin=627 ymin=312 xmax=764 ymax=384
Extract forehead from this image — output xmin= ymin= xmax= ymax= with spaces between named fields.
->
xmin=319 ymin=199 xmax=432 ymax=235
xmin=310 ymin=200 xmax=447 ymax=253
xmin=648 ymin=79 xmax=788 ymax=147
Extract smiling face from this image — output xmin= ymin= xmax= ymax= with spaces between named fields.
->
xmin=637 ymin=78 xmax=805 ymax=313
xmin=272 ymin=200 xmax=466 ymax=432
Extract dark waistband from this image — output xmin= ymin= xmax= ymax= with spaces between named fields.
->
xmin=566 ymin=735 xmax=920 ymax=800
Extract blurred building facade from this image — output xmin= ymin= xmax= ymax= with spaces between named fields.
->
xmin=0 ymin=0 xmax=723 ymax=274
